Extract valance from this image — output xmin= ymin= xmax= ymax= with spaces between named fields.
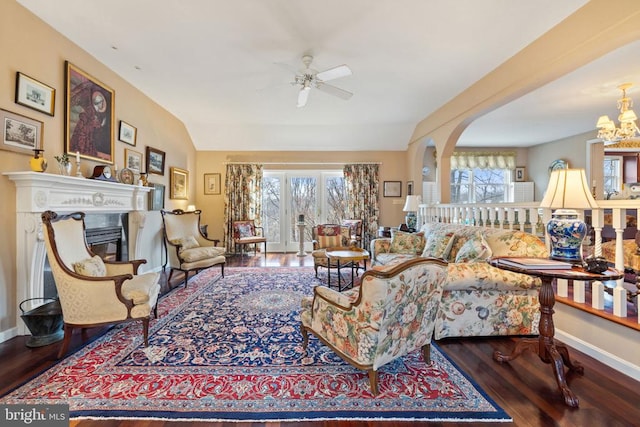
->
xmin=450 ymin=151 xmax=516 ymax=170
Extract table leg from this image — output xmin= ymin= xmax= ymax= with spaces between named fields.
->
xmin=337 ymin=259 xmax=342 ymax=292
xmin=493 ymin=276 xmax=583 ymax=407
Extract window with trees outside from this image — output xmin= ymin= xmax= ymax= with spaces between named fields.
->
xmin=450 ymin=168 xmax=512 ymax=204
xmin=603 ymin=155 xmax=622 ymax=198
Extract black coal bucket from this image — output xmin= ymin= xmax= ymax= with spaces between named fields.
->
xmin=19 ymin=298 xmax=64 ymax=348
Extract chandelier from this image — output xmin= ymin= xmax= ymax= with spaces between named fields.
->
xmin=596 ymin=83 xmax=640 ymax=144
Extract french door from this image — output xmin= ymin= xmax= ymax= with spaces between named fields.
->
xmin=262 ymin=170 xmax=346 ymax=253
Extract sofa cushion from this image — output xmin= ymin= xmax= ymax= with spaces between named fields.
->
xmin=73 ymin=255 xmax=106 ymax=277
xmin=390 ymin=231 xmax=424 ymax=254
xmin=484 ymin=230 xmax=547 ymax=257
xmin=421 ymin=231 xmax=455 ymax=259
xmin=454 ymin=232 xmax=492 ymax=263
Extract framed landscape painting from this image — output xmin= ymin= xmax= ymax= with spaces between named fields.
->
xmin=170 ymin=167 xmax=188 ymax=200
xmin=125 ymin=148 xmax=143 ymax=173
xmin=146 ymin=146 xmax=165 ymax=175
xmin=65 ymin=61 xmax=114 ymax=163
xmin=1 ymin=108 xmax=43 ymax=154
xmin=118 ymin=120 xmax=137 ymax=146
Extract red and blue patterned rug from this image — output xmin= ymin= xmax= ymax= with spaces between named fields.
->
xmin=1 ymin=267 xmax=511 ymax=423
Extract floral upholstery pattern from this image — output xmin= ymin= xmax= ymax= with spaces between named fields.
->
xmin=370 ymin=222 xmax=547 ymax=339
xmin=301 ymin=258 xmax=448 ymax=394
xmin=389 ymin=231 xmax=425 ymax=254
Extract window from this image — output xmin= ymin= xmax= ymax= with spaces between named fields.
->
xmin=450 ymin=168 xmax=512 ymax=204
xmin=603 ymin=156 xmax=622 ymax=198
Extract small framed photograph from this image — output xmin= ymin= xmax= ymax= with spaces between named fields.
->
xmin=204 ymin=173 xmax=221 ymax=195
xmin=383 ymin=181 xmax=402 ymax=198
xmin=1 ymin=108 xmax=43 ymax=155
xmin=15 ymin=72 xmax=56 ymax=116
xmin=515 ymin=166 xmax=526 ymax=182
xmin=125 ymin=148 xmax=143 ymax=173
xmin=407 ymin=181 xmax=414 ymax=196
xmin=170 ymin=167 xmax=189 ymax=200
xmin=118 ymin=120 xmax=137 ymax=146
xmin=146 ymin=146 xmax=166 ymax=176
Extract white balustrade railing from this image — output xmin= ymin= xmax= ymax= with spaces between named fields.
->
xmin=417 ymin=201 xmax=640 ymax=324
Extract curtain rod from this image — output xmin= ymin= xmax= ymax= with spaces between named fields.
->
xmin=223 ymin=162 xmax=382 ymax=165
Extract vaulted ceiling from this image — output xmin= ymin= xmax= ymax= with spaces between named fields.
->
xmin=17 ymin=0 xmax=640 ymax=151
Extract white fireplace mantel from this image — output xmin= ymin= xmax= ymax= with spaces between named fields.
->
xmin=4 ymin=171 xmax=153 ymax=336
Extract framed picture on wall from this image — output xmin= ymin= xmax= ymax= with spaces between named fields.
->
xmin=1 ymin=108 xmax=43 ymax=155
xmin=170 ymin=166 xmax=189 ymax=200
xmin=407 ymin=181 xmax=414 ymax=195
xmin=204 ymin=173 xmax=221 ymax=195
xmin=146 ymin=146 xmax=166 ymax=175
xmin=383 ymin=181 xmax=402 ymax=197
xmin=125 ymin=148 xmax=143 ymax=173
xmin=15 ymin=72 xmax=56 ymax=116
xmin=515 ymin=166 xmax=526 ymax=182
xmin=65 ymin=61 xmax=114 ymax=163
xmin=118 ymin=120 xmax=137 ymax=146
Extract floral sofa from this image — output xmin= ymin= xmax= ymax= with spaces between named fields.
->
xmin=370 ymin=222 xmax=548 ymax=339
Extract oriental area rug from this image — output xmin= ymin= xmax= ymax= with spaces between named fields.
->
xmin=1 ymin=267 xmax=511 ymax=423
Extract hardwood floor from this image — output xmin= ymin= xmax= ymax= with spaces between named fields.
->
xmin=1 ymin=253 xmax=639 ymax=427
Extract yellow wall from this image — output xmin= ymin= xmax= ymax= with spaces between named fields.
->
xmin=0 ymin=0 xmax=197 ymax=338
xmin=194 ymin=151 xmax=409 ymax=242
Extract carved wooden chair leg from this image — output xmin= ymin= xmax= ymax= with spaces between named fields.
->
xmin=57 ymin=324 xmax=74 ymax=359
xmin=368 ymin=370 xmax=379 ymax=395
xmin=422 ymin=343 xmax=431 ymax=364
xmin=142 ymin=318 xmax=150 ymax=347
xmin=300 ymin=325 xmax=309 ymax=349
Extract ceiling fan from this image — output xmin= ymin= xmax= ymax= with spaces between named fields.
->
xmin=290 ymin=55 xmax=353 ymax=108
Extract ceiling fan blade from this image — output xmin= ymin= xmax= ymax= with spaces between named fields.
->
xmin=316 ymin=64 xmax=352 ymax=82
xmin=316 ymin=82 xmax=353 ymax=100
xmin=297 ymin=87 xmax=310 ymax=107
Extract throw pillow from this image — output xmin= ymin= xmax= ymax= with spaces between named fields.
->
xmin=170 ymin=235 xmax=201 ymax=252
xmin=454 ymin=233 xmax=493 ymax=263
xmin=389 ymin=231 xmax=425 ymax=255
xmin=317 ymin=235 xmax=342 ymax=248
xmin=73 ymin=255 xmax=107 ymax=277
xmin=421 ymin=231 xmax=455 ymax=259
xmin=236 ymin=223 xmax=254 ymax=238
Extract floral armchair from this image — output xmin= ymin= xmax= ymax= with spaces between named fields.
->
xmin=41 ymin=210 xmax=160 ymax=358
xmin=300 ymin=257 xmax=448 ymax=395
xmin=311 ymin=224 xmax=355 ymax=277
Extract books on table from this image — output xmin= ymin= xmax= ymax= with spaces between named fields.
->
xmin=495 ymin=257 xmax=574 ymax=270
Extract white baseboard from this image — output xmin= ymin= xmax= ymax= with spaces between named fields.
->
xmin=0 ymin=327 xmax=19 ymax=343
xmin=556 ymin=329 xmax=640 ymax=382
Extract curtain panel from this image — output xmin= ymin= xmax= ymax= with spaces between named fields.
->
xmin=223 ymin=163 xmax=263 ymax=253
xmin=343 ymin=164 xmax=380 ymax=249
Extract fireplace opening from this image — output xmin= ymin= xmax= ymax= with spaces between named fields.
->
xmin=43 ymin=213 xmax=129 ymax=299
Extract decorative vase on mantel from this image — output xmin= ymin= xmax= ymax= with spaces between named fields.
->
xmin=54 ymin=154 xmax=71 ymax=176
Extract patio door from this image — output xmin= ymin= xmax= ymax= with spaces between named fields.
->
xmin=262 ymin=170 xmax=345 ymax=253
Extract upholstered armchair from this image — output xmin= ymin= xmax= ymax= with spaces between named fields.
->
xmin=162 ymin=209 xmax=225 ymax=286
xmin=311 ymin=224 xmax=355 ymax=277
xmin=341 ymin=219 xmax=363 ymax=248
xmin=41 ymin=210 xmax=161 ymax=359
xmin=232 ymin=219 xmax=267 ymax=257
xmin=300 ymin=257 xmax=448 ymax=395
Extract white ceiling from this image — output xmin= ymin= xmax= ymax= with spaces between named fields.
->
xmin=17 ymin=0 xmax=640 ymax=151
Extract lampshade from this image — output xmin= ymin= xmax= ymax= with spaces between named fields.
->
xmin=539 ymin=169 xmax=597 ymax=210
xmin=402 ymin=195 xmax=421 ymax=212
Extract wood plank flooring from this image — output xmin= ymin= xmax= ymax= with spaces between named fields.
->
xmin=1 ymin=253 xmax=639 ymax=427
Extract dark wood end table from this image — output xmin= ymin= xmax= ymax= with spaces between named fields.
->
xmin=489 ymin=257 xmax=623 ymax=408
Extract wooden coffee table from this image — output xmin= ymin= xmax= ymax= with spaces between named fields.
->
xmin=489 ymin=257 xmax=623 ymax=407
xmin=325 ymin=247 xmax=370 ymax=291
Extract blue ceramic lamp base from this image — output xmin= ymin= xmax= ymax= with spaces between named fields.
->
xmin=547 ymin=209 xmax=587 ymax=263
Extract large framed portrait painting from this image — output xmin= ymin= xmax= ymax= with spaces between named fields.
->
xmin=65 ymin=61 xmax=114 ymax=163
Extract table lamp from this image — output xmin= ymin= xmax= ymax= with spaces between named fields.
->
xmin=402 ymin=195 xmax=421 ymax=231
xmin=539 ymin=168 xmax=597 ymax=262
